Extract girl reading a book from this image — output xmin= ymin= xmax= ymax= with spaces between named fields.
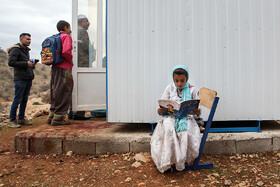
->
xmin=150 ymin=65 xmax=201 ymax=173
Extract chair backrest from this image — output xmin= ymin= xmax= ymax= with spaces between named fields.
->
xmin=198 ymin=87 xmax=217 ymax=109
xmin=191 ymin=87 xmax=219 ymax=170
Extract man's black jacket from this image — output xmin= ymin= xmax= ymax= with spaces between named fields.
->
xmin=7 ymin=43 xmax=34 ymax=80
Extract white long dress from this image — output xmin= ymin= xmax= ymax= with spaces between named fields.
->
xmin=150 ymin=83 xmax=201 ymax=173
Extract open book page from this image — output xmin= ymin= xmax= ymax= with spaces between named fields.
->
xmin=175 ymin=99 xmax=200 ymax=118
xmin=158 ymin=99 xmax=200 ymax=118
xmin=158 ymin=100 xmax=181 ymax=110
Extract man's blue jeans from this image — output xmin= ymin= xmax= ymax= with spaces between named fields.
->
xmin=10 ymin=80 xmax=32 ymax=121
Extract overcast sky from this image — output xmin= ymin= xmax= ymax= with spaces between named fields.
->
xmin=0 ymin=0 xmax=72 ymax=59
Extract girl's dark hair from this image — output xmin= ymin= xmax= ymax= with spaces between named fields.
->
xmin=56 ymin=20 xmax=70 ymax=32
xmin=173 ymin=68 xmax=188 ymax=79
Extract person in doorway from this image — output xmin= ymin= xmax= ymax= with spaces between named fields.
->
xmin=77 ymin=14 xmax=96 ymax=67
xmin=46 ymin=20 xmax=74 ymax=126
xmin=150 ymin=65 xmax=201 ymax=173
xmin=7 ymin=33 xmax=36 ymax=128
xmin=68 ymin=14 xmax=94 ymax=120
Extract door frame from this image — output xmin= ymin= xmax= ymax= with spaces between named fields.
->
xmin=71 ymin=0 xmax=106 ymax=111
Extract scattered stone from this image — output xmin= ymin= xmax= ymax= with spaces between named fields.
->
xmin=212 ymin=173 xmax=220 ymax=178
xmin=30 ymin=97 xmax=42 ymax=104
xmin=132 ymin=161 xmax=142 ymax=168
xmin=79 ymin=178 xmax=84 ymax=181
xmin=257 ymin=181 xmax=264 ymax=186
xmin=114 ymin=170 xmax=121 ymax=174
xmin=134 ymin=152 xmax=150 ymax=163
xmin=113 ymin=160 xmax=118 ymax=163
xmin=224 ymin=180 xmax=231 ymax=186
xmin=171 ymin=180 xmax=177 ymax=183
xmin=138 ymin=182 xmax=146 ymax=186
xmin=125 ymin=177 xmax=132 ymax=182
xmin=238 ymin=181 xmax=247 ymax=186
xmin=236 ymin=168 xmax=242 ymax=173
xmin=273 ymin=184 xmax=280 ymax=187
xmin=122 ymin=153 xmax=132 ymax=157
xmin=200 ymin=184 xmax=206 ymax=187
xmin=31 ymin=110 xmax=44 ymax=118
xmin=123 ymin=156 xmax=130 ymax=161
xmin=0 ymin=184 xmax=4 ymax=187
xmin=252 ymin=168 xmax=258 ymax=174
xmin=66 ymin=151 xmax=73 ymax=156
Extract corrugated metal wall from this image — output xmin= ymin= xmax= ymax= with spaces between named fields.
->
xmin=107 ymin=0 xmax=280 ymax=123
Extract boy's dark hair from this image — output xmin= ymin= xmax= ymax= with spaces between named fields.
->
xmin=56 ymin=20 xmax=70 ymax=32
xmin=19 ymin=33 xmax=31 ymax=39
xmin=173 ymin=68 xmax=188 ymax=79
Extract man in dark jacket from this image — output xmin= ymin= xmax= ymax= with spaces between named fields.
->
xmin=7 ymin=33 xmax=36 ymax=128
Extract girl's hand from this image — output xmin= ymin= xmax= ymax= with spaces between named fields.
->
xmin=158 ymin=108 xmax=167 ymax=115
xmin=192 ymin=108 xmax=201 ymax=115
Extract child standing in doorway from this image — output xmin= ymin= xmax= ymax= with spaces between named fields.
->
xmin=150 ymin=65 xmax=201 ymax=173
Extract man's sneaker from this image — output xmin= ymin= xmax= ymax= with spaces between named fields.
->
xmin=51 ymin=114 xmax=70 ymax=126
xmin=8 ymin=120 xmax=21 ymax=128
xmin=18 ymin=119 xmax=32 ymax=126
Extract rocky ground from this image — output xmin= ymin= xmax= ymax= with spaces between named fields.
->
xmin=0 ymin=101 xmax=280 ymax=186
xmin=0 ymin=91 xmax=50 ymax=124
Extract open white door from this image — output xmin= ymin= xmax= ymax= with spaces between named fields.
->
xmin=72 ymin=0 xmax=106 ymax=111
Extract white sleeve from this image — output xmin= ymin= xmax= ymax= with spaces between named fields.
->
xmin=161 ymin=85 xmax=171 ymax=100
xmin=191 ymin=87 xmax=199 ymax=100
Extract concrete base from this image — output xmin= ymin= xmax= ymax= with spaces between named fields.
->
xmin=14 ymin=120 xmax=280 ymax=155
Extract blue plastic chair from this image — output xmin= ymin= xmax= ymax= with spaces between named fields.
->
xmin=185 ymin=102 xmax=219 ymax=171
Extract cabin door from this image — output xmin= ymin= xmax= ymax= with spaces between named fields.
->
xmin=71 ymin=0 xmax=106 ymax=112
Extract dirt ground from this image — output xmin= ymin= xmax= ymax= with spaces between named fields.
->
xmin=0 ymin=117 xmax=280 ymax=186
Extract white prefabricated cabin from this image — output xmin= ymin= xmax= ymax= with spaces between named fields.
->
xmin=71 ymin=0 xmax=280 ymax=123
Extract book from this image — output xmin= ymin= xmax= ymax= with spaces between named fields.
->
xmin=158 ymin=99 xmax=200 ymax=118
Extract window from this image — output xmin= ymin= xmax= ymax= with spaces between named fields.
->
xmin=77 ymin=0 xmax=105 ymax=68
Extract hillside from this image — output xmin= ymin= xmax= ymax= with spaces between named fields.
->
xmin=0 ymin=47 xmax=51 ymax=102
